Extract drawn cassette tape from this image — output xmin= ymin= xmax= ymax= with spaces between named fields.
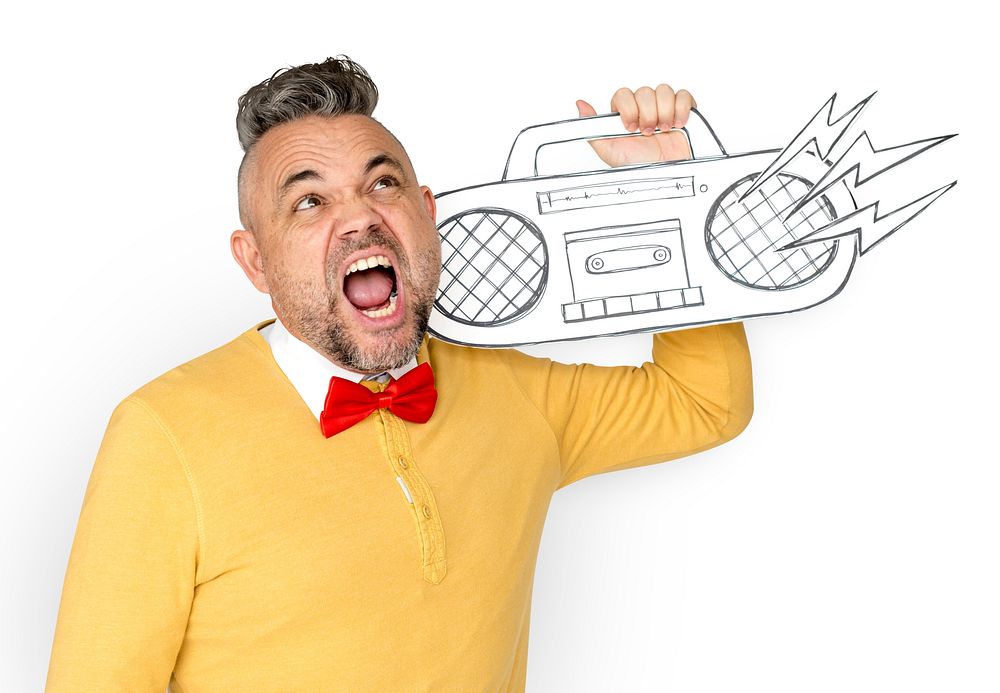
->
xmin=430 ymin=109 xmax=860 ymax=347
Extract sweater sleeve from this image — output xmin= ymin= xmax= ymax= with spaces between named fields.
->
xmin=500 ymin=322 xmax=754 ymax=490
xmin=46 ymin=397 xmax=200 ymax=691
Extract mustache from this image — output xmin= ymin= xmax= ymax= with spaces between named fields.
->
xmin=326 ymin=229 xmax=410 ymax=281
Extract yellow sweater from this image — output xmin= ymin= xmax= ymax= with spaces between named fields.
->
xmin=46 ymin=319 xmax=753 ymax=692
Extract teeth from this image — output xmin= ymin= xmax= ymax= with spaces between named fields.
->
xmin=360 ymin=293 xmax=398 ymax=319
xmin=346 ymin=254 xmax=393 ymax=276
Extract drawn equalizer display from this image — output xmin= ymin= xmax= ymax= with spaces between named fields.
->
xmin=429 ymin=94 xmax=957 ymax=347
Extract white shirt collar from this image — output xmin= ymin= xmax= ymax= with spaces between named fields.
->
xmin=259 ymin=318 xmax=418 ymax=421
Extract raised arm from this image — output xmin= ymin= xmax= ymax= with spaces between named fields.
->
xmin=502 ymin=321 xmax=752 ymax=489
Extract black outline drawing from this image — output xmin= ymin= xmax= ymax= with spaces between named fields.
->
xmin=434 ymin=207 xmax=548 ymax=327
xmin=537 ymin=176 xmax=695 ymax=215
xmin=706 ymin=171 xmax=840 ymax=291
xmin=562 ymin=220 xmax=703 ymax=323
xmin=429 ymin=95 xmax=957 ymax=347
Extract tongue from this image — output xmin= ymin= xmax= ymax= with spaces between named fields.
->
xmin=344 ymin=267 xmax=394 ymax=310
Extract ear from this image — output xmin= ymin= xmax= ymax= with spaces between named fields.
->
xmin=230 ymin=229 xmax=270 ymax=294
xmin=419 ymin=185 xmax=437 ymax=223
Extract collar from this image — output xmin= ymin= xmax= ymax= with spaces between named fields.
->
xmin=259 ymin=318 xmax=419 ymax=421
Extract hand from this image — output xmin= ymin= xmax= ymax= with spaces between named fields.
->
xmin=577 ymin=84 xmax=697 ymax=167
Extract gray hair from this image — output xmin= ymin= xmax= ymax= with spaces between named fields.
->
xmin=235 ymin=56 xmax=381 ymax=232
xmin=236 ymin=55 xmax=379 ymax=153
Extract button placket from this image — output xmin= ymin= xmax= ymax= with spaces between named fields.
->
xmin=373 ymin=402 xmax=447 ymax=585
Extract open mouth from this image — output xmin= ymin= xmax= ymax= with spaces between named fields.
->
xmin=342 ymin=253 xmax=400 ymax=319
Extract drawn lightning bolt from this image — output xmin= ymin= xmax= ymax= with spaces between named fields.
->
xmin=782 ymin=130 xmax=957 ymax=220
xmin=736 ymin=91 xmax=875 ymax=204
xmin=778 ymin=181 xmax=957 ymax=255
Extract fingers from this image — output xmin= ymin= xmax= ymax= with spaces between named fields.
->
xmin=608 ymin=84 xmax=697 ymax=134
xmin=673 ymin=88 xmax=697 ymax=128
xmin=635 ymin=86 xmax=658 ymax=135
xmin=611 ymin=87 xmax=639 ymax=132
xmin=655 ymin=84 xmax=675 ymax=131
xmin=576 ymin=99 xmax=597 ymax=118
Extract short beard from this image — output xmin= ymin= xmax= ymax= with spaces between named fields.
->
xmin=324 ymin=300 xmax=431 ymax=373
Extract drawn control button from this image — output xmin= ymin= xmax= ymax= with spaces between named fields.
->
xmin=585 ymin=245 xmax=672 ymax=274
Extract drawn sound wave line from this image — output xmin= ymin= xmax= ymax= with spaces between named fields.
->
xmin=555 ymin=181 xmax=693 ymax=204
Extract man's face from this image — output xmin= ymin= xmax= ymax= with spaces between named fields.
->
xmin=240 ymin=114 xmax=441 ymax=373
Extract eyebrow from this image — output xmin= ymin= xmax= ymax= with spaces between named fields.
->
xmin=365 ymin=153 xmax=407 ymax=179
xmin=278 ymin=169 xmax=324 ymax=200
xmin=276 ymin=154 xmax=408 ymax=204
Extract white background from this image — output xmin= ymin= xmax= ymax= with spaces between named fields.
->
xmin=2 ymin=1 xmax=995 ymax=691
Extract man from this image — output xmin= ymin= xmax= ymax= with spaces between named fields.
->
xmin=46 ymin=57 xmax=752 ymax=691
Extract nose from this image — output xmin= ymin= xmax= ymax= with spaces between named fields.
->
xmin=333 ymin=196 xmax=383 ymax=240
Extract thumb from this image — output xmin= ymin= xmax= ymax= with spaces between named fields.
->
xmin=576 ymin=99 xmax=597 ymax=117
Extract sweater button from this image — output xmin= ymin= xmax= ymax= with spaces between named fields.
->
xmin=398 ymin=456 xmax=409 ymax=469
xmin=422 ymin=504 xmax=432 ymax=518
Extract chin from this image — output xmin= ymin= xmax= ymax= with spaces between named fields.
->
xmin=335 ymin=315 xmax=427 ymax=373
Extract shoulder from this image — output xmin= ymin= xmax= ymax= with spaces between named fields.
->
xmin=426 ymin=336 xmax=559 ymax=392
xmin=124 ymin=321 xmax=278 ymax=423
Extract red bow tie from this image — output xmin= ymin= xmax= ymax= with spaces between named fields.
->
xmin=320 ymin=362 xmax=437 ymax=438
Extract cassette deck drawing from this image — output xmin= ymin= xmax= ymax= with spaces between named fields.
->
xmin=429 ymin=94 xmax=957 ymax=347
xmin=561 ymin=219 xmax=703 ymax=323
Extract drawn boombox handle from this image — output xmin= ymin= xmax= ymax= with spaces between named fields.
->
xmin=501 ymin=107 xmax=730 ymax=181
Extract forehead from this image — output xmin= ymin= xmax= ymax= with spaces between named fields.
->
xmin=253 ymin=114 xmax=412 ymax=187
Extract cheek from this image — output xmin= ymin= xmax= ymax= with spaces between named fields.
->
xmin=426 ymin=230 xmax=443 ymax=271
xmin=267 ymin=252 xmax=333 ymax=301
xmin=272 ymin=233 xmax=332 ymax=278
xmin=407 ymin=232 xmax=441 ymax=278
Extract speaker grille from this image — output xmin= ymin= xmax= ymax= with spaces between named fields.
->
xmin=706 ymin=172 xmax=838 ymax=290
xmin=435 ymin=208 xmax=548 ymax=326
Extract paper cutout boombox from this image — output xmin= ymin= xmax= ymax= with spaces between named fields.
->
xmin=427 ymin=106 xmax=948 ymax=347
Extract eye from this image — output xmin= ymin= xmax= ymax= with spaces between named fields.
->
xmin=373 ymin=175 xmax=399 ymax=191
xmin=293 ymin=194 xmax=323 ymax=212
